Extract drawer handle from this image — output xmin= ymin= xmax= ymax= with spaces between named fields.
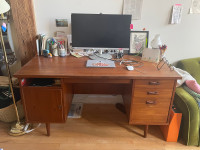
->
xmin=149 ymin=81 xmax=160 ymax=85
xmin=147 ymin=91 xmax=158 ymax=95
xmin=146 ymin=100 xmax=156 ymax=105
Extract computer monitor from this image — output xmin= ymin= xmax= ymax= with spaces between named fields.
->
xmin=71 ymin=13 xmax=131 ymax=50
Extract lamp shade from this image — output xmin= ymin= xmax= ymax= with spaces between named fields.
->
xmin=0 ymin=0 xmax=10 ymax=14
xmin=151 ymin=34 xmax=162 ymax=49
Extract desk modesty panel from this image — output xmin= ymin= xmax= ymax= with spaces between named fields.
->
xmin=14 ymin=55 xmax=181 ymax=137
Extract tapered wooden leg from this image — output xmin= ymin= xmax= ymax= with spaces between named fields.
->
xmin=144 ymin=125 xmax=148 ymax=138
xmin=46 ymin=123 xmax=50 ymax=136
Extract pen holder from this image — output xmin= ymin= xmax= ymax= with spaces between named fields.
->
xmin=52 ymin=43 xmax=58 ymax=56
xmin=59 ymin=48 xmax=66 ymax=57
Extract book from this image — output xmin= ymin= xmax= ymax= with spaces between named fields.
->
xmin=68 ymin=103 xmax=83 ymax=118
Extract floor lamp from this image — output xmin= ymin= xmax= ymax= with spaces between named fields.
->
xmin=0 ymin=0 xmax=25 ymax=136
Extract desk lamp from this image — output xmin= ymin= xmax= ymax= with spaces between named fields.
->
xmin=0 ymin=0 xmax=25 ymax=136
xmin=151 ymin=34 xmax=162 ymax=49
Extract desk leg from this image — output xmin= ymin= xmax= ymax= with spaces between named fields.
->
xmin=46 ymin=123 xmax=50 ymax=136
xmin=144 ymin=125 xmax=148 ymax=138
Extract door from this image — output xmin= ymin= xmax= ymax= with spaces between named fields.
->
xmin=22 ymin=87 xmax=65 ymax=123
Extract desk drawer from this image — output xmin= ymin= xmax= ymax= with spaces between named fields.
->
xmin=134 ymin=88 xmax=173 ymax=99
xmin=130 ymin=97 xmax=171 ymax=124
xmin=134 ymin=79 xmax=174 ymax=89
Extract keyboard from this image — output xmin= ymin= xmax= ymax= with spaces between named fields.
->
xmin=86 ymin=60 xmax=116 ymax=68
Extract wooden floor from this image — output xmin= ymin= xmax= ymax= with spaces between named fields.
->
xmin=0 ymin=104 xmax=199 ymax=150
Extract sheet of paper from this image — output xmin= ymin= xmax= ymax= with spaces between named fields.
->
xmin=123 ymin=0 xmax=143 ymax=20
xmin=171 ymin=4 xmax=183 ymax=24
xmin=190 ymin=0 xmax=200 ymax=13
xmin=67 ymin=34 xmax=72 ymax=49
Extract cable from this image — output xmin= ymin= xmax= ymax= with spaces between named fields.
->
xmin=24 ymin=123 xmax=41 ymax=134
xmin=113 ymin=55 xmax=144 ymax=68
xmin=122 ymin=60 xmax=143 ymax=68
xmin=9 ymin=123 xmax=41 ymax=136
xmin=93 ymin=52 xmax=112 ymax=60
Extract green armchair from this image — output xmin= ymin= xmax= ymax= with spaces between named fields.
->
xmin=174 ymin=57 xmax=200 ymax=146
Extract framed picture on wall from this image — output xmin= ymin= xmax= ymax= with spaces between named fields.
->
xmin=129 ymin=31 xmax=149 ymax=54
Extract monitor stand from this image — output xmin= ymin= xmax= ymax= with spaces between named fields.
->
xmin=89 ymin=53 xmax=112 ymax=61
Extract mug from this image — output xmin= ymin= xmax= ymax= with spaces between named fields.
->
xmin=59 ymin=48 xmax=66 ymax=57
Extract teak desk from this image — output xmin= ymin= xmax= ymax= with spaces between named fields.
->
xmin=14 ymin=55 xmax=181 ymax=137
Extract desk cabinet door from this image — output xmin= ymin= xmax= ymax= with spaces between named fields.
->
xmin=22 ymin=87 xmax=65 ymax=123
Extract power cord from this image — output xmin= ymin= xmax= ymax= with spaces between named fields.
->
xmin=114 ymin=56 xmax=144 ymax=68
xmin=122 ymin=60 xmax=143 ymax=68
xmin=93 ymin=52 xmax=112 ymax=60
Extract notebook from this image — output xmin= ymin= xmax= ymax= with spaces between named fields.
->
xmin=86 ymin=60 xmax=116 ymax=68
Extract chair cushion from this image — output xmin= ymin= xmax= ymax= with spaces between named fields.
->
xmin=186 ymin=80 xmax=200 ymax=94
xmin=176 ymin=57 xmax=200 ymax=84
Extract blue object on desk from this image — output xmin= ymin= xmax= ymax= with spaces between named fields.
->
xmin=43 ymin=50 xmax=49 ymax=57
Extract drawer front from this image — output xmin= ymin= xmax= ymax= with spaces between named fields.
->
xmin=130 ymin=97 xmax=171 ymax=124
xmin=134 ymin=88 xmax=173 ymax=99
xmin=134 ymin=79 xmax=174 ymax=89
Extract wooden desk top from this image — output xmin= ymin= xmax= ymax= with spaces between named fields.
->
xmin=14 ymin=55 xmax=181 ymax=79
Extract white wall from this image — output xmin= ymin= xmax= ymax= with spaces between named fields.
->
xmin=33 ymin=0 xmax=200 ymax=63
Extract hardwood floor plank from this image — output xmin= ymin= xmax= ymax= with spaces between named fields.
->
xmin=0 ymin=104 xmax=198 ymax=150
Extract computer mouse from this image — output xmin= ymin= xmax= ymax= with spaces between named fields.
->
xmin=126 ymin=66 xmax=134 ymax=71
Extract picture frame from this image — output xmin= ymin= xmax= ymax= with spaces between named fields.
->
xmin=129 ymin=31 xmax=149 ymax=55
xmin=55 ymin=19 xmax=68 ymax=27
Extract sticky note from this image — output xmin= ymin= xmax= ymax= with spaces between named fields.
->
xmin=130 ymin=24 xmax=133 ymax=29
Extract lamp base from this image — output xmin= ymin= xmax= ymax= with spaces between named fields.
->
xmin=9 ymin=122 xmax=26 ymax=136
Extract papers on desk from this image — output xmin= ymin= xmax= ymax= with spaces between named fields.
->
xmin=68 ymin=103 xmax=83 ymax=118
xmin=123 ymin=0 xmax=143 ymax=20
xmin=171 ymin=4 xmax=183 ymax=24
xmin=70 ymin=51 xmax=85 ymax=58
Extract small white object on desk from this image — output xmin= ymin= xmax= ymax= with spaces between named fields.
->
xmin=127 ymin=66 xmax=134 ymax=71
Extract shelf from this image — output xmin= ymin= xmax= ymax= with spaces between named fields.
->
xmin=21 ymin=78 xmax=61 ymax=87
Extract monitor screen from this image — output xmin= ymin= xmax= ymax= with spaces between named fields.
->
xmin=71 ymin=13 xmax=131 ymax=50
